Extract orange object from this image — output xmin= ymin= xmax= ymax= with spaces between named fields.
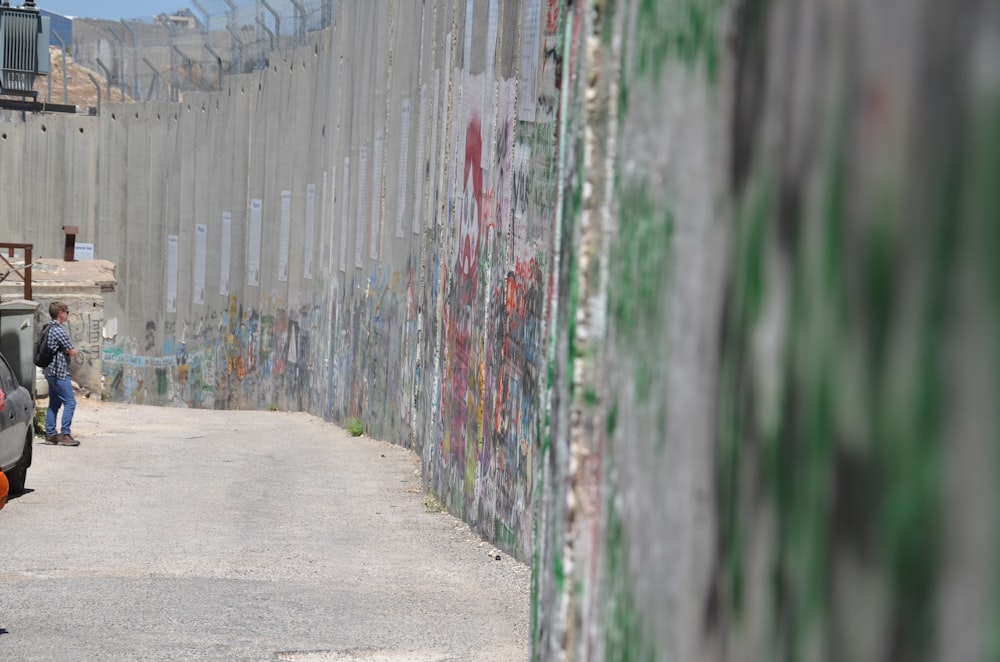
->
xmin=0 ymin=470 xmax=8 ymax=510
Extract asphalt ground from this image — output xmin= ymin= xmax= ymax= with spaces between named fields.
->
xmin=0 ymin=397 xmax=531 ymax=662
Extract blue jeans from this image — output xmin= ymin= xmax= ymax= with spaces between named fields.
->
xmin=45 ymin=375 xmax=76 ymax=437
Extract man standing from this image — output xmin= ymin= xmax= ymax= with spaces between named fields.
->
xmin=43 ymin=302 xmax=80 ymax=447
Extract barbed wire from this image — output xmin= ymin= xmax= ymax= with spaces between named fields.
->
xmin=50 ymin=0 xmax=335 ymax=107
xmin=183 ymin=0 xmax=331 ymax=33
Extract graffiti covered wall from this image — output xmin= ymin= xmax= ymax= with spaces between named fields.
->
xmin=538 ymin=0 xmax=1000 ymax=661
xmin=1 ymin=0 xmax=560 ymax=565
xmin=5 ymin=0 xmax=999 ymax=659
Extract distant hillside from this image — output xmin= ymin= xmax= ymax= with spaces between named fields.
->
xmin=33 ymin=46 xmax=131 ymax=109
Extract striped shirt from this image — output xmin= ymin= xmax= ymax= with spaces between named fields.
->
xmin=43 ymin=322 xmax=74 ymax=380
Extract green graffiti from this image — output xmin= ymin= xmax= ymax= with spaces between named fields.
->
xmin=716 ymin=355 xmax=745 ymax=614
xmin=634 ymin=0 xmax=723 ymax=82
xmin=156 ymin=368 xmax=168 ymax=396
xmin=600 ymin=1 xmax=615 ymax=47
xmin=553 ymin=546 xmax=565 ymax=592
xmin=495 ymin=519 xmax=518 ymax=550
xmin=977 ymin=96 xmax=1000 ymax=662
xmin=715 ymin=93 xmax=962 ymax=656
xmin=944 ymin=84 xmax=1000 ymax=661
xmin=531 ymin=460 xmax=545 ymax=658
xmin=465 ymin=437 xmax=477 ymax=499
xmin=742 ymin=178 xmax=771 ymax=324
xmin=864 ymin=210 xmax=898 ymax=374
xmin=603 ymin=494 xmax=656 ymax=662
xmin=612 ymin=183 xmax=675 ymax=342
xmin=619 ymin=71 xmax=630 ymax=115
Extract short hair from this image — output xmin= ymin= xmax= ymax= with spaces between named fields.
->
xmin=48 ymin=301 xmax=68 ymax=319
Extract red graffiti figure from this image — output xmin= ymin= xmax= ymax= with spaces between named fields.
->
xmin=458 ymin=118 xmax=484 ymax=300
xmin=546 ymin=0 xmax=560 ymax=33
xmin=443 ymin=115 xmax=486 ymax=480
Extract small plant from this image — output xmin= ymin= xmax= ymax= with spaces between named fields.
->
xmin=268 ymin=403 xmax=279 ymax=412
xmin=423 ymin=493 xmax=446 ymax=513
xmin=33 ymin=407 xmax=46 ymax=436
xmin=345 ymin=416 xmax=364 ymax=436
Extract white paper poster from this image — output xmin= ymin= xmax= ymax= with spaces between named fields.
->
xmin=519 ymin=0 xmax=542 ymax=122
xmin=486 ymin=0 xmax=499 ymax=80
xmin=326 ymin=167 xmax=336 ymax=276
xmin=194 ymin=224 xmax=207 ymax=305
xmin=279 ymin=189 xmax=291 ymax=282
xmin=496 ymin=79 xmax=517 ymax=269
xmin=356 ymin=143 xmax=368 ymax=268
xmin=73 ymin=243 xmax=94 ymax=260
xmin=248 ymin=198 xmax=263 ymax=287
xmin=413 ymin=83 xmax=428 ymax=235
xmin=370 ymin=130 xmax=384 ymax=261
xmin=395 ymin=98 xmax=411 ymax=239
xmin=166 ymin=234 xmax=179 ymax=313
xmin=464 ymin=0 xmax=475 ymax=69
xmin=340 ymin=157 xmax=350 ymax=272
xmin=429 ymin=69 xmax=441 ymax=230
xmin=220 ymin=211 xmax=232 ymax=295
xmin=320 ymin=173 xmax=330 ymax=275
xmin=442 ymin=42 xmax=453 ymax=222
xmin=287 ymin=329 xmax=298 ymax=364
xmin=305 ymin=183 xmax=316 ymax=279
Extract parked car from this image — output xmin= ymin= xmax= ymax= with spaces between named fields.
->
xmin=0 ymin=350 xmax=34 ymax=494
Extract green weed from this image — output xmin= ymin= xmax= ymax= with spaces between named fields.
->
xmin=345 ymin=416 xmax=365 ymax=437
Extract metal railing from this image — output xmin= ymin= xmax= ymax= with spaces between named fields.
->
xmin=0 ymin=243 xmax=33 ymax=301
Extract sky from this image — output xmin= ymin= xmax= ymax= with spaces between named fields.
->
xmin=36 ymin=1 xmax=195 ymax=21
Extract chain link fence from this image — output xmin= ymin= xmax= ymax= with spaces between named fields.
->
xmin=46 ymin=0 xmax=334 ymax=106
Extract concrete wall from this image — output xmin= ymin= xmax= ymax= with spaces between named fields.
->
xmin=2 ymin=0 xmax=559 ymax=567
xmin=537 ymin=0 xmax=1000 ymax=661
xmin=3 ymin=0 xmax=998 ymax=660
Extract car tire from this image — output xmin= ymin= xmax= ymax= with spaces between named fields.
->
xmin=5 ymin=428 xmax=32 ymax=494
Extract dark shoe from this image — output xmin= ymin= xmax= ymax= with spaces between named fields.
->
xmin=44 ymin=434 xmax=59 ymax=444
xmin=56 ymin=434 xmax=80 ymax=447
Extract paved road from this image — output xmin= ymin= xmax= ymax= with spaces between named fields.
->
xmin=0 ymin=398 xmax=530 ymax=662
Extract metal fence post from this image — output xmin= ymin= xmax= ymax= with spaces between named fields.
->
xmin=142 ymin=56 xmax=160 ymax=101
xmin=120 ymin=20 xmax=141 ymax=102
xmin=87 ymin=72 xmax=101 ymax=115
xmin=95 ymin=58 xmax=115 ymax=103
xmin=108 ymin=26 xmax=128 ymax=101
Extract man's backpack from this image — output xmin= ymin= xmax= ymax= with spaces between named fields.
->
xmin=33 ymin=322 xmax=55 ymax=368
